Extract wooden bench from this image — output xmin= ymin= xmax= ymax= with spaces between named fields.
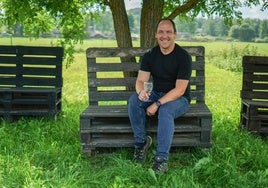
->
xmin=80 ymin=47 xmax=212 ymax=156
xmin=0 ymin=45 xmax=63 ymax=122
xmin=240 ymin=56 xmax=268 ymax=135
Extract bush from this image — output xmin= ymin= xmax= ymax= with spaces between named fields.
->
xmin=208 ymin=44 xmax=260 ymax=72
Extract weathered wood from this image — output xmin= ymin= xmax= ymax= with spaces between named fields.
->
xmin=0 ymin=45 xmax=63 ymax=121
xmin=86 ymin=46 xmax=205 ymax=58
xmin=80 ymin=46 xmax=212 ymax=156
xmin=80 ymin=104 xmax=211 ymax=118
xmin=240 ymin=56 xmax=268 ymax=135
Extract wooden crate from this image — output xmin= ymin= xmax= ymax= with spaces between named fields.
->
xmin=240 ymin=56 xmax=268 ymax=135
xmin=0 ymin=45 xmax=63 ymax=122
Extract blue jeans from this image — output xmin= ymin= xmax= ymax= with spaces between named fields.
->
xmin=128 ymin=90 xmax=190 ymax=160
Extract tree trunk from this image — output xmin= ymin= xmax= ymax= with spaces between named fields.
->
xmin=108 ymin=0 xmax=136 ymax=90
xmin=140 ymin=0 xmax=164 ymax=47
xmin=108 ymin=0 xmax=132 ymax=48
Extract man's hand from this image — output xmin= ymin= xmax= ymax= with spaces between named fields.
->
xmin=146 ymin=103 xmax=158 ymax=116
xmin=138 ymin=90 xmax=150 ymax=101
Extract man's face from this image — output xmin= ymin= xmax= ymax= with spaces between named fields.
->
xmin=155 ymin=20 xmax=176 ymax=50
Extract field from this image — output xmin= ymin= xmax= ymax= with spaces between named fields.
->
xmin=0 ymin=38 xmax=268 ymax=187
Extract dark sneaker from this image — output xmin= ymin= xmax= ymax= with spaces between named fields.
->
xmin=133 ymin=136 xmax=152 ymax=163
xmin=152 ymin=156 xmax=168 ymax=173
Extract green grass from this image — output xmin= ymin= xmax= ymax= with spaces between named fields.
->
xmin=0 ymin=38 xmax=268 ymax=187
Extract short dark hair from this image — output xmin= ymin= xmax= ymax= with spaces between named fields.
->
xmin=156 ymin=18 xmax=177 ymax=33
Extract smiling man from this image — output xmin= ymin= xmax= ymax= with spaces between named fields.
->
xmin=128 ymin=18 xmax=192 ymax=173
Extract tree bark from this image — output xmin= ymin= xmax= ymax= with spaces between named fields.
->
xmin=108 ymin=0 xmax=133 ymax=47
xmin=106 ymin=0 xmax=136 ymax=90
xmin=140 ymin=0 xmax=164 ymax=47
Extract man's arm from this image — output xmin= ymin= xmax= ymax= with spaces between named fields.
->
xmin=146 ymin=79 xmax=189 ymax=116
xmin=158 ymin=79 xmax=189 ymax=105
xmin=135 ymin=70 xmax=151 ymax=94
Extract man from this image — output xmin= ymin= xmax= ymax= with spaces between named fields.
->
xmin=128 ymin=18 xmax=192 ymax=173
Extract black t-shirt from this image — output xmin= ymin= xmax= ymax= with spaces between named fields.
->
xmin=140 ymin=44 xmax=192 ymax=101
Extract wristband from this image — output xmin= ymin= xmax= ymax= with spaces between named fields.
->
xmin=155 ymin=100 xmax=161 ymax=107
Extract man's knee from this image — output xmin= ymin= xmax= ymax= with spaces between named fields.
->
xmin=158 ymin=105 xmax=175 ymax=117
xmin=129 ymin=93 xmax=137 ymax=102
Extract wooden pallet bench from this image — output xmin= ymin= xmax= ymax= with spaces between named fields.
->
xmin=0 ymin=45 xmax=63 ymax=122
xmin=240 ymin=56 xmax=268 ymax=135
xmin=80 ymin=47 xmax=212 ymax=156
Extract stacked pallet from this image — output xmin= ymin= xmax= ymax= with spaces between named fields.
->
xmin=240 ymin=56 xmax=268 ymax=135
xmin=0 ymin=45 xmax=63 ymax=122
xmin=80 ymin=47 xmax=212 ymax=156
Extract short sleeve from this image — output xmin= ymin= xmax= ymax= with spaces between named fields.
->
xmin=177 ymin=51 xmax=192 ymax=80
xmin=140 ymin=50 xmax=151 ymax=72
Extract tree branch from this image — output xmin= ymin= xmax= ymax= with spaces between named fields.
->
xmin=167 ymin=0 xmax=203 ymax=20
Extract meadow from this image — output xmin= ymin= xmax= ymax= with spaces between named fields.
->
xmin=0 ymin=37 xmax=268 ymax=187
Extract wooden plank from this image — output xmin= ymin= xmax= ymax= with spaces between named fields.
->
xmin=243 ymin=65 xmax=268 ymax=72
xmin=20 ymin=57 xmax=62 ymax=66
xmin=0 ymin=87 xmax=61 ymax=92
xmin=242 ymin=82 xmax=268 ymax=91
xmin=88 ymin=77 xmax=136 ymax=87
xmin=19 ymin=77 xmax=62 ymax=87
xmin=88 ymin=90 xmax=205 ymax=103
xmin=242 ymin=99 xmax=268 ymax=108
xmin=81 ymin=135 xmax=210 ymax=150
xmin=81 ymin=115 xmax=207 ymax=132
xmin=87 ymin=61 xmax=202 ymax=72
xmin=81 ymin=137 xmax=134 ymax=148
xmin=241 ymin=91 xmax=268 ymax=100
xmin=88 ymin=76 xmax=204 ymax=87
xmin=88 ymin=62 xmax=140 ymax=72
xmin=86 ymin=46 xmax=205 ymax=58
xmin=0 ymin=56 xmax=17 ymax=63
xmin=81 ymin=124 xmax=204 ymax=134
xmin=20 ymin=67 xmax=60 ymax=76
xmin=80 ymin=104 xmax=211 ymax=118
xmin=0 ymin=66 xmax=19 ymax=74
xmin=0 ymin=77 xmax=62 ymax=88
xmin=0 ymin=45 xmax=18 ymax=54
xmin=17 ymin=46 xmax=63 ymax=56
xmin=243 ymin=56 xmax=268 ymax=65
xmin=242 ymin=73 xmax=268 ymax=82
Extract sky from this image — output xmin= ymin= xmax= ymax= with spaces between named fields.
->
xmin=124 ymin=0 xmax=268 ymax=20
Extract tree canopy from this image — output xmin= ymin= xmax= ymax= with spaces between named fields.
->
xmin=0 ymin=0 xmax=267 ymax=64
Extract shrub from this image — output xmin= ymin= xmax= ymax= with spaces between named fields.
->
xmin=208 ymin=44 xmax=260 ymax=72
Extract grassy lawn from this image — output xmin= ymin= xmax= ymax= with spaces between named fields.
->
xmin=0 ymin=38 xmax=267 ymax=187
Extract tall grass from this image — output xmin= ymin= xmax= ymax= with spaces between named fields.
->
xmin=0 ymin=38 xmax=268 ymax=187
xmin=207 ymin=44 xmax=260 ymax=72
